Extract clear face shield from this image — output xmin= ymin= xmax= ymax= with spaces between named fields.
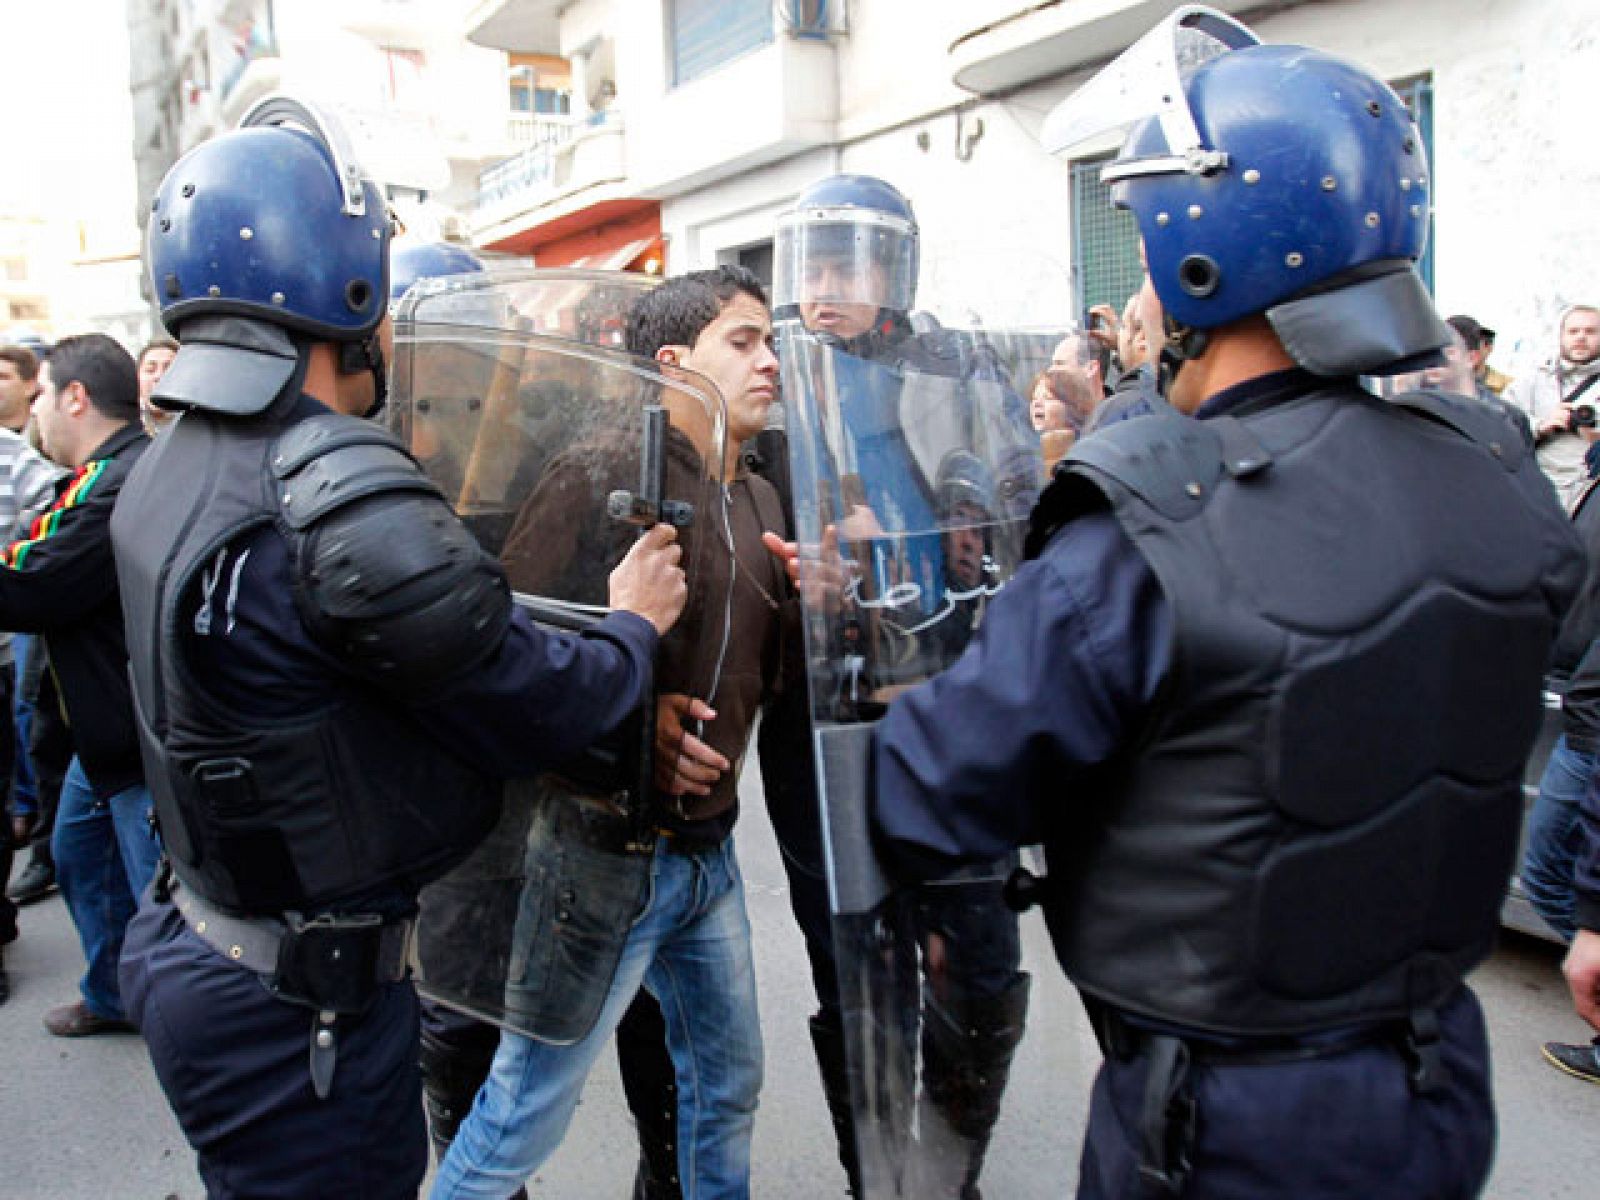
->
xmin=773 ymin=209 xmax=918 ymax=339
xmin=1040 ymin=5 xmax=1259 ymax=176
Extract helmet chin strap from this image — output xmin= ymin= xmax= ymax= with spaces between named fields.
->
xmin=338 ymin=332 xmax=389 ymax=418
xmin=1158 ymin=313 xmax=1211 ymax=397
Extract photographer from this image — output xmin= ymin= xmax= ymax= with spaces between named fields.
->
xmin=1507 ymin=304 xmax=1600 ymax=506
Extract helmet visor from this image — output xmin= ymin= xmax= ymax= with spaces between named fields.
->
xmin=1040 ymin=5 xmax=1258 ymax=178
xmin=773 ymin=208 xmax=917 ymax=319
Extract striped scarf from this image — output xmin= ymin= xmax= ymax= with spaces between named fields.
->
xmin=2 ymin=458 xmax=108 ymax=569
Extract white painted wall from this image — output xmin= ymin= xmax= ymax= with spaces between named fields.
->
xmin=615 ymin=0 xmax=838 ymax=198
xmin=656 ymin=0 xmax=1597 ymax=372
xmin=1243 ymin=0 xmax=1600 ymax=380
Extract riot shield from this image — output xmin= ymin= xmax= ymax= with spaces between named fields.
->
xmin=391 ymin=308 xmax=733 ymax=1043
xmin=779 ymin=316 xmax=1076 ymax=1197
xmin=391 ymin=265 xmax=654 ymax=350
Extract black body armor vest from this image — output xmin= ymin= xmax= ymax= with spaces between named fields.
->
xmin=114 ymin=406 xmax=500 ymax=915
xmin=1032 ymin=385 xmax=1582 ymax=1036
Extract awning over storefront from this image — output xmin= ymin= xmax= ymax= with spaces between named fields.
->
xmin=565 ymin=234 xmax=663 ymax=272
xmin=482 ymin=199 xmax=663 ymax=274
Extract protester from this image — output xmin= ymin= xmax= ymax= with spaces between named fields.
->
xmin=134 ymin=337 xmax=178 ymax=435
xmin=0 ymin=333 xmax=155 ymax=1037
xmin=434 ymin=265 xmax=786 ymax=1200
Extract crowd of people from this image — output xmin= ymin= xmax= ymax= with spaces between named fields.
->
xmin=3 ymin=8 xmax=1600 ymax=1200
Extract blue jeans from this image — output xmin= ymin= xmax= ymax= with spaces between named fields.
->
xmin=10 ymin=634 xmax=37 ymax=818
xmin=51 ymin=756 xmax=159 ymax=1018
xmin=1520 ymin=734 xmax=1594 ymax=942
xmin=432 ymin=836 xmax=763 ymax=1200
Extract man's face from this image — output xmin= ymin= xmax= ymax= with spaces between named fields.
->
xmin=1562 ymin=309 xmax=1600 ymax=366
xmin=137 ymin=345 xmax=176 ymax=403
xmin=138 ymin=345 xmax=178 ymax=430
xmin=1049 ymin=334 xmax=1102 ymax=408
xmin=679 ymin=292 xmax=779 ymax=445
xmin=1133 ymin=277 xmax=1164 ymax=369
xmin=799 ymin=256 xmax=887 ymax=341
xmin=1049 ymin=335 xmax=1079 ymax=372
xmin=0 ymin=359 xmax=36 ymax=431
xmin=942 ymin=501 xmax=988 ymax=592
xmin=32 ymin=362 xmax=72 ymax=466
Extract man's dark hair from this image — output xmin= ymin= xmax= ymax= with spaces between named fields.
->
xmin=626 ymin=265 xmax=769 ymax=359
xmin=0 ymin=343 xmax=39 ymax=381
xmin=46 ymin=333 xmax=139 ymax=423
xmin=1446 ymin=315 xmax=1488 ymax=352
xmin=1083 ymin=333 xmax=1113 ymax=382
xmin=138 ymin=336 xmax=179 ymax=366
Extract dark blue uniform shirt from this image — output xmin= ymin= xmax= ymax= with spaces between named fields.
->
xmin=184 ymin=523 xmax=655 ymax=779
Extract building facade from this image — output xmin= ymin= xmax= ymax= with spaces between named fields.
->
xmin=462 ymin=0 xmax=1599 ymax=370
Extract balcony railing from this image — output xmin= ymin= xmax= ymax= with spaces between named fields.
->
xmin=478 ymin=112 xmax=622 ymax=212
xmin=479 ymin=115 xmax=574 ymax=208
xmin=507 ymin=111 xmax=573 ymax=145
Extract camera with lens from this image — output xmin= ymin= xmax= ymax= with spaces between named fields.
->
xmin=1570 ymin=404 xmax=1597 ymax=431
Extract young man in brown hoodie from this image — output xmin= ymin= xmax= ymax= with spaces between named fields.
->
xmin=435 ymin=267 xmax=789 ymax=1200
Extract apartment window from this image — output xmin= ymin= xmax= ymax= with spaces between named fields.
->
xmin=9 ymin=300 xmax=47 ymax=322
xmin=1 ymin=258 xmax=26 ymax=282
xmin=736 ymin=241 xmax=773 ymax=290
xmin=509 ymin=63 xmax=570 ymax=115
xmin=669 ymin=0 xmax=772 ymax=87
xmin=1069 ymin=153 xmax=1143 ymax=319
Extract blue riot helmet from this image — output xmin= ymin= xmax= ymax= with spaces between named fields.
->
xmin=389 ymin=240 xmax=485 ymax=312
xmin=146 ymin=95 xmax=393 ymax=416
xmin=1042 ymin=6 xmax=1446 ymax=377
xmin=773 ymin=174 xmax=919 ymax=338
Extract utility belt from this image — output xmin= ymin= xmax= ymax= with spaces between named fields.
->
xmin=557 ymin=787 xmax=727 ymax=858
xmin=1087 ymin=999 xmax=1447 ymax=1198
xmin=162 ymin=864 xmax=412 ymax=1016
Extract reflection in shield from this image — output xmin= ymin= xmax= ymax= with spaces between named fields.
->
xmin=780 ymin=321 xmax=1072 ymax=1196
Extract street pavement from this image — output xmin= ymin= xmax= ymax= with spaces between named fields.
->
xmin=3 ymin=761 xmax=1598 ymax=1198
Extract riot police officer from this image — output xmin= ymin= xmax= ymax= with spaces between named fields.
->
xmin=761 ymin=174 xmax=1035 ymax=1199
xmin=112 ymin=97 xmax=686 ymax=1199
xmin=869 ymin=9 xmax=1581 ymax=1198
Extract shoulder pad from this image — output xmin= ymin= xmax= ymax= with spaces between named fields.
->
xmin=1026 ymin=412 xmax=1272 ymax=558
xmin=279 ymin=413 xmax=510 ymax=694
xmin=271 ymin=413 xmax=439 ymax=530
xmin=1063 ymin=412 xmax=1235 ymax=520
xmin=1386 ymin=389 xmax=1529 ymax=472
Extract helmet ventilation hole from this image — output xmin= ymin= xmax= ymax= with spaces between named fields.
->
xmin=1177 ymin=255 xmax=1220 ymax=297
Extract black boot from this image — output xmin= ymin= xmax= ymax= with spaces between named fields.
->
xmin=617 ymin=991 xmax=683 ymax=1200
xmin=810 ymin=1011 xmax=865 ymax=1196
xmin=419 ymin=1012 xmax=529 ymax=1200
xmin=915 ymin=972 xmax=1032 ymax=1200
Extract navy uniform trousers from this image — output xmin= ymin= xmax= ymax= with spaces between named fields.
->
xmin=120 ymin=899 xmax=428 ymax=1199
xmin=1076 ymin=987 xmax=1495 ymax=1200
